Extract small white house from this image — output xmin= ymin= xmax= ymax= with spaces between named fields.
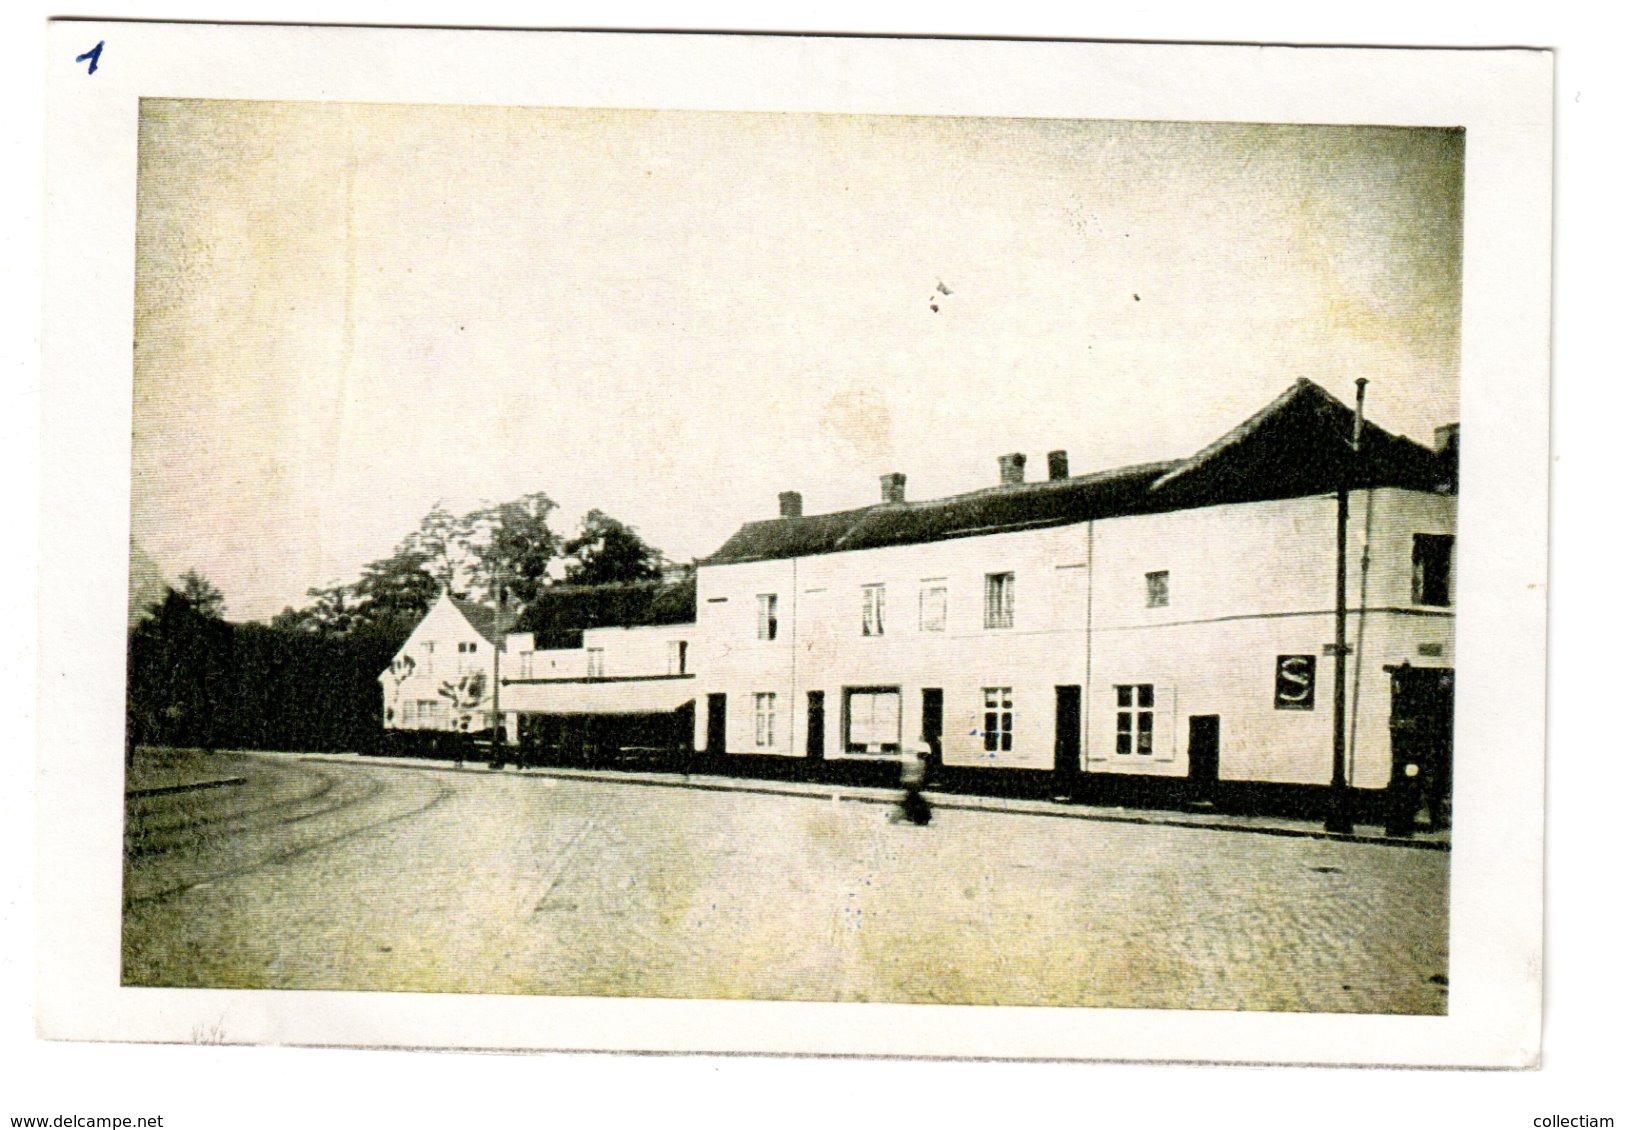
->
xmin=380 ymin=591 xmax=516 ymax=733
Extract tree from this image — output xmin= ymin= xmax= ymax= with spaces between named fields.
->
xmin=352 ymin=542 xmax=440 ymax=625
xmin=561 ymin=509 xmax=664 ymax=586
xmin=271 ymin=581 xmax=358 ymax=637
xmin=177 ymin=569 xmax=226 ymax=619
xmin=463 ymin=492 xmax=561 ymax=606
xmin=407 ymin=502 xmax=464 ymax=590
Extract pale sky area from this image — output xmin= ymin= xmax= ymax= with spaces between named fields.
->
xmin=132 ymin=101 xmax=1462 ymax=622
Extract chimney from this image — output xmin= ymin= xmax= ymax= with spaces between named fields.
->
xmin=1047 ymin=450 xmax=1069 ymax=481
xmin=1433 ymin=423 xmax=1460 ymax=494
xmin=778 ymin=491 xmax=803 ymax=519
xmin=997 ymin=453 xmax=1027 ymax=486
xmin=880 ymin=472 xmax=907 ymax=505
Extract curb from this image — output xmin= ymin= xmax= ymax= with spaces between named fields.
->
xmin=295 ymin=754 xmax=1448 ymax=852
xmin=126 ymin=776 xmax=247 ymax=800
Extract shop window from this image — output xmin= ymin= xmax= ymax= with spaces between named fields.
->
xmin=845 ymin=687 xmax=902 ymax=753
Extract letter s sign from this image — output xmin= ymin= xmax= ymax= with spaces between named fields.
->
xmin=1274 ymin=654 xmax=1316 ymax=710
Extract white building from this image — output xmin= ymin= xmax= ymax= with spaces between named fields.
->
xmin=691 ymin=380 xmax=1454 ymax=799
xmin=438 ymin=380 xmax=1457 ymax=806
xmin=380 ymin=590 xmax=515 ymax=733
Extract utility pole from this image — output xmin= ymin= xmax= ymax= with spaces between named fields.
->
xmin=1326 ymin=378 xmax=1368 ymax=835
xmin=491 ymin=571 xmax=507 ymax=767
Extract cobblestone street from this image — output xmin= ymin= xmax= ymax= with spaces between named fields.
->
xmin=123 ymin=751 xmax=1449 ymax=1013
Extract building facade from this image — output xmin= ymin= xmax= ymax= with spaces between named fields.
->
xmin=380 ymin=591 xmax=514 ymax=733
xmin=417 ymin=380 xmax=1457 ymax=800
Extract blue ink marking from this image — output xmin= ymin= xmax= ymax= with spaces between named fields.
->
xmin=76 ymin=40 xmax=104 ymax=74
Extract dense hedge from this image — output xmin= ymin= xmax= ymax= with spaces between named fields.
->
xmin=515 ymin=576 xmax=695 ymax=649
xmin=127 ymin=592 xmax=403 ymax=754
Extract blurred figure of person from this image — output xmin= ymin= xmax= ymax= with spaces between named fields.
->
xmin=892 ymin=743 xmax=932 ymax=826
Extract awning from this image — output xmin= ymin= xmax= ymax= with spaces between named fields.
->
xmin=501 ymin=676 xmax=697 ymax=717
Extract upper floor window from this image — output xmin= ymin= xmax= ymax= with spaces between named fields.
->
xmin=757 ymin=593 xmax=779 ymax=640
xmin=587 ymin=648 xmax=605 ymax=678
xmin=1412 ymin=534 xmax=1454 ymax=607
xmin=458 ymin=640 xmax=478 ymax=654
xmin=1145 ymin=570 xmax=1170 ymax=608
xmin=919 ymin=583 xmax=948 ymax=632
xmin=668 ymin=639 xmax=688 ymax=675
xmin=984 ymin=572 xmax=1015 ymax=630
xmin=862 ymin=584 xmax=887 ymax=636
xmin=1115 ymin=684 xmax=1155 ymax=755
xmin=753 ymin=692 xmax=778 ymax=748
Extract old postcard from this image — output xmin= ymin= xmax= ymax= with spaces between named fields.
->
xmin=39 ymin=23 xmax=1550 ymax=1064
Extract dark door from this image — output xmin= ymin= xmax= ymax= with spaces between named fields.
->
xmin=806 ymin=691 xmax=825 ymax=760
xmin=1387 ymin=666 xmax=1454 ymax=835
xmin=921 ymin=688 xmax=944 ymax=773
xmin=705 ymin=693 xmax=727 ymax=756
xmin=1187 ymin=715 xmax=1220 ymax=803
xmin=1054 ymin=685 xmax=1082 ymax=797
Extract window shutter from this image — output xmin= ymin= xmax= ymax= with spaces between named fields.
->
xmin=1153 ymin=685 xmax=1177 ymax=763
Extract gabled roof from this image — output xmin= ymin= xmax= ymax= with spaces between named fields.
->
xmin=703 ymin=379 xmax=1453 ymax=567
xmin=1147 ymin=378 xmax=1447 ymax=508
xmin=447 ymin=594 xmax=519 ymax=645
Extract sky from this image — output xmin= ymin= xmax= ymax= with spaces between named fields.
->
xmin=131 ymin=101 xmax=1463 ymax=622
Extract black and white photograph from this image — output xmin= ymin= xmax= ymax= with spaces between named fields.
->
xmin=122 ymin=101 xmax=1463 ymax=1014
xmin=33 ymin=18 xmax=1558 ymax=1101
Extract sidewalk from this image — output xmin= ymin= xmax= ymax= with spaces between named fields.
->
xmin=294 ymin=751 xmax=1450 ymax=851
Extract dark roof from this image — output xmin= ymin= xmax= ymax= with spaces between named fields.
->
xmin=704 ymin=379 xmax=1453 ymax=567
xmin=448 ymin=594 xmax=520 ymax=645
xmin=514 ymin=577 xmax=697 ymax=650
xmin=1146 ymin=379 xmax=1449 ymax=509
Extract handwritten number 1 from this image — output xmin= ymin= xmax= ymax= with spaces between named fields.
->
xmin=76 ymin=40 xmax=104 ymax=75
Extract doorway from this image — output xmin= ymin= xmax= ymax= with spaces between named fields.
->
xmin=921 ymin=688 xmax=944 ymax=773
xmin=806 ymin=691 xmax=825 ymax=760
xmin=705 ymin=693 xmax=727 ymax=756
xmin=1054 ymin=685 xmax=1082 ymax=796
xmin=1187 ymin=715 xmax=1220 ymax=804
xmin=1387 ymin=666 xmax=1453 ymax=834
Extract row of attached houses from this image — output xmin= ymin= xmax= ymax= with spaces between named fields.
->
xmin=382 ymin=379 xmax=1457 ymax=798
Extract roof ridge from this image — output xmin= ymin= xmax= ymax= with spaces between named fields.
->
xmin=1150 ymin=378 xmax=1335 ymax=493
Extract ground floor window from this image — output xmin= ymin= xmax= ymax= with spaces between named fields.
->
xmin=1115 ymin=684 xmax=1155 ymax=754
xmin=982 ymin=687 xmax=1013 ymax=752
xmin=753 ymin=692 xmax=777 ymax=748
xmin=415 ymin=700 xmax=441 ymax=725
xmin=845 ymin=687 xmax=901 ymax=753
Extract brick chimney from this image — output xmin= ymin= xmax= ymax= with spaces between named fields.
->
xmin=880 ymin=472 xmax=907 ymax=504
xmin=778 ymin=491 xmax=803 ymax=518
xmin=1047 ymin=450 xmax=1069 ymax=481
xmin=997 ymin=453 xmax=1027 ymax=486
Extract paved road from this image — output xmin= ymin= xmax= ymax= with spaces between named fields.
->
xmin=123 ymin=752 xmax=1449 ymax=1013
